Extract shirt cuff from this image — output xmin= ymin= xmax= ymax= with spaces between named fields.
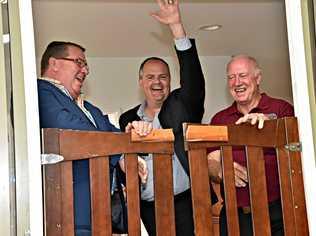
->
xmin=174 ymin=37 xmax=192 ymax=51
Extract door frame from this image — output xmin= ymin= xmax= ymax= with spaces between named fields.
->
xmin=9 ymin=0 xmax=316 ymax=235
xmin=285 ymin=1 xmax=316 ymax=234
xmin=10 ymin=0 xmax=43 ymax=235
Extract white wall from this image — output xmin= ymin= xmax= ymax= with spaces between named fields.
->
xmin=83 ymin=55 xmax=293 ymax=125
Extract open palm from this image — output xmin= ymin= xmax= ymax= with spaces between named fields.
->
xmin=151 ymin=0 xmax=181 ymax=25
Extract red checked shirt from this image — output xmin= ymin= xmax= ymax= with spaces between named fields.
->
xmin=209 ymin=93 xmax=294 ymax=207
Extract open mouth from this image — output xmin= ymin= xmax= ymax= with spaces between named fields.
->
xmin=152 ymin=88 xmax=162 ymax=91
xmin=151 ymin=85 xmax=163 ymax=92
xmin=76 ymin=76 xmax=85 ymax=83
xmin=234 ymin=87 xmax=246 ymax=93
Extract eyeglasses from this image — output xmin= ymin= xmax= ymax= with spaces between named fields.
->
xmin=56 ymin=57 xmax=89 ymax=69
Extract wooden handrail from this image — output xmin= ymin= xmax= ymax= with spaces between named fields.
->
xmin=131 ymin=128 xmax=174 ymax=142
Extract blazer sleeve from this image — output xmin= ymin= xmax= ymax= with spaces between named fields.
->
xmin=176 ymin=39 xmax=205 ymax=121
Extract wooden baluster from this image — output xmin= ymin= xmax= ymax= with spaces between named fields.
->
xmin=222 ymin=146 xmax=240 ymax=236
xmin=276 ymin=147 xmax=296 ymax=236
xmin=153 ymin=153 xmax=176 ymax=236
xmin=188 ymin=149 xmax=213 ymax=236
xmin=45 ymin=162 xmax=75 ymax=236
xmin=125 ymin=153 xmax=141 ymax=236
xmin=90 ymin=157 xmax=112 ymax=236
xmin=246 ymin=147 xmax=270 ymax=236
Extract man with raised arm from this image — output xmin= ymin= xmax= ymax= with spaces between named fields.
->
xmin=119 ymin=0 xmax=214 ymax=235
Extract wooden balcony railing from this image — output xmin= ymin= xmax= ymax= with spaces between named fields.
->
xmin=42 ymin=117 xmax=309 ymax=236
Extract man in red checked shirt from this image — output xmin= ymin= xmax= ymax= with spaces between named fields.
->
xmin=207 ymin=54 xmax=294 ymax=236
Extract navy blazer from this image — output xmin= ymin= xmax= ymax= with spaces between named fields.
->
xmin=38 ymin=79 xmax=120 ymax=233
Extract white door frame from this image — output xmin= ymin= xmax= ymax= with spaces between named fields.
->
xmin=285 ymin=1 xmax=316 ymax=235
xmin=10 ymin=0 xmax=316 ymax=235
xmin=0 ymin=3 xmax=13 ymax=235
xmin=12 ymin=0 xmax=43 ymax=235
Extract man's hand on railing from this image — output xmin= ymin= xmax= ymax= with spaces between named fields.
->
xmin=125 ymin=121 xmax=153 ymax=136
xmin=207 ymin=150 xmax=248 ymax=187
xmin=235 ymin=113 xmax=277 ymax=129
xmin=119 ymin=156 xmax=148 ymax=184
xmin=233 ymin=162 xmax=248 ymax=188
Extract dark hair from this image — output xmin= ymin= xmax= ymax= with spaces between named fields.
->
xmin=139 ymin=57 xmax=170 ymax=79
xmin=40 ymin=41 xmax=85 ymax=76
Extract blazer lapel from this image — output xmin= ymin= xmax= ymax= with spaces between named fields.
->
xmin=55 ymin=88 xmax=98 ymax=128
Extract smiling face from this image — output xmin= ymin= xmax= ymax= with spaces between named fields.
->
xmin=51 ymin=45 xmax=89 ymax=99
xmin=227 ymin=56 xmax=262 ymax=110
xmin=139 ymin=59 xmax=171 ymax=108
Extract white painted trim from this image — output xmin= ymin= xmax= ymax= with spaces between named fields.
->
xmin=285 ymin=1 xmax=316 ymax=235
xmin=0 ymin=6 xmax=12 ymax=235
xmin=18 ymin=0 xmax=43 ymax=235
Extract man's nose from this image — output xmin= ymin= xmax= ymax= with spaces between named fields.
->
xmin=81 ymin=65 xmax=89 ymax=75
xmin=152 ymin=77 xmax=162 ymax=82
xmin=234 ymin=76 xmax=242 ymax=85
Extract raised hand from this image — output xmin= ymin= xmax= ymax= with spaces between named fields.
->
xmin=151 ymin=0 xmax=186 ymax=39
xmin=151 ymin=0 xmax=181 ymax=25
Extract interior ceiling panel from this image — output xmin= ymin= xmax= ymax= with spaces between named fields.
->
xmin=32 ymin=0 xmax=287 ymax=59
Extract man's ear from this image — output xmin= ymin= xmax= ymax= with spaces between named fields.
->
xmin=48 ymin=57 xmax=58 ymax=72
xmin=138 ymin=77 xmax=143 ymax=87
xmin=255 ymin=72 xmax=262 ymax=85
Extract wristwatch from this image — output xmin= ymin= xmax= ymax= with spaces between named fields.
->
xmin=267 ymin=113 xmax=277 ymax=120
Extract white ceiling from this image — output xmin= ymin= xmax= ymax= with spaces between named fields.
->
xmin=32 ymin=0 xmax=288 ymax=59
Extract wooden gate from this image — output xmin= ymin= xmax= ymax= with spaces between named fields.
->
xmin=184 ymin=117 xmax=309 ymax=236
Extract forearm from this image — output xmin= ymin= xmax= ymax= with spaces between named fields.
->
xmin=208 ymin=158 xmax=222 ymax=183
xmin=207 ymin=150 xmax=222 ymax=183
xmin=169 ymin=22 xmax=186 ymax=39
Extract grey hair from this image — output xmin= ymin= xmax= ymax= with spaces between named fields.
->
xmin=227 ymin=54 xmax=262 ymax=77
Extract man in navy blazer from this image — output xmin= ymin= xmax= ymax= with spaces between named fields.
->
xmin=38 ymin=41 xmax=120 ymax=235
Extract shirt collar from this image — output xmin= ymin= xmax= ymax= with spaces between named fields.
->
xmin=39 ymin=76 xmax=85 ymax=102
xmin=227 ymin=92 xmax=269 ymax=115
xmin=255 ymin=93 xmax=270 ymax=110
xmin=137 ymin=101 xmax=148 ymax=120
xmin=40 ymin=76 xmax=62 ymax=86
xmin=137 ymin=101 xmax=161 ymax=123
xmin=39 ymin=76 xmax=73 ymax=99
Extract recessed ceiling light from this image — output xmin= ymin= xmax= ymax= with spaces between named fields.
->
xmin=199 ymin=24 xmax=222 ymax=31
